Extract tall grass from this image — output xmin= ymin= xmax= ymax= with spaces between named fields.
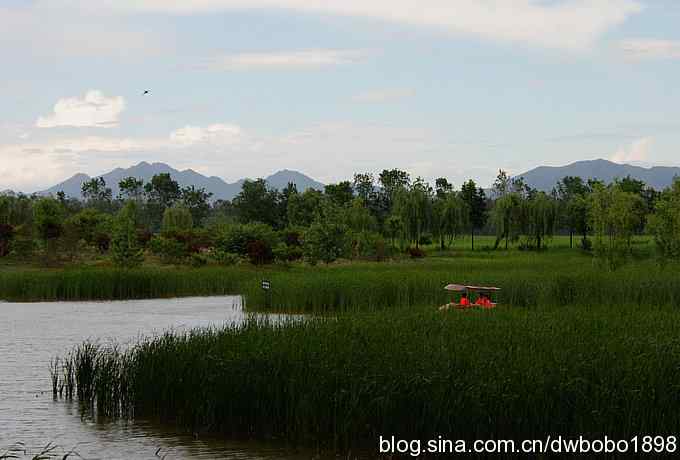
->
xmin=58 ymin=304 xmax=680 ymax=450
xmin=4 ymin=248 xmax=680 ymax=311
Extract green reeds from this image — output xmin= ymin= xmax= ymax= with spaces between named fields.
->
xmin=4 ymin=250 xmax=680 ymax=312
xmin=58 ymin=304 xmax=680 ymax=451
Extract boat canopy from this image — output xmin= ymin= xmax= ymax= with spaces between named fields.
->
xmin=444 ymin=284 xmax=501 ymax=292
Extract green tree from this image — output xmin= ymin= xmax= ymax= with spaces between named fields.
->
xmin=287 ymin=189 xmax=325 ymax=227
xmin=278 ymin=182 xmax=299 ymax=225
xmin=111 ymin=202 xmax=144 ymax=268
xmin=161 ymin=203 xmax=194 ymax=234
xmin=434 ymin=178 xmax=453 ymax=199
xmin=555 ymin=176 xmax=589 ymax=248
xmin=352 ymin=173 xmax=374 ymax=202
xmin=181 ymin=185 xmax=213 ymax=226
xmin=615 ymin=175 xmax=651 ymax=232
xmin=144 ymin=173 xmax=181 ymax=229
xmin=81 ymin=177 xmax=113 ymax=211
xmin=384 ymin=214 xmax=405 ymax=249
xmin=492 ymin=192 xmax=523 ymax=249
xmin=589 ymin=183 xmax=644 ymax=269
xmin=324 ymin=181 xmax=354 ymax=207
xmin=460 ymin=180 xmax=487 ymax=251
xmin=432 ymin=191 xmax=467 ymax=249
xmin=118 ymin=177 xmax=144 ymax=201
xmin=392 ymin=179 xmax=432 ymax=248
xmin=647 ymin=178 xmax=680 ymax=262
xmin=66 ymin=208 xmax=112 ymax=252
xmin=33 ymin=198 xmax=64 ymax=264
xmin=302 ymin=207 xmax=350 ymax=265
xmin=492 ymin=169 xmax=512 ymax=198
xmin=344 ymin=197 xmax=378 ymax=233
xmin=523 ymin=192 xmax=557 ymax=250
xmin=232 ymin=179 xmax=281 ymax=228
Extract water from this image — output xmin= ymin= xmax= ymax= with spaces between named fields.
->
xmin=0 ymin=296 xmax=309 ymax=459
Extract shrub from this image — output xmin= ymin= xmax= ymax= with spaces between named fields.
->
xmin=352 ymin=231 xmax=388 ymax=261
xmin=246 ymin=239 xmax=274 ymax=265
xmin=302 ymin=218 xmax=350 ymax=265
xmin=273 ymin=242 xmax=303 ymax=262
xmin=161 ymin=203 xmax=193 ymax=234
xmin=407 ymin=246 xmax=425 ymax=258
xmin=189 ymin=253 xmax=208 ymax=268
xmin=210 ymin=250 xmax=241 ymax=266
xmin=213 ymin=223 xmax=277 ymax=265
xmin=149 ymin=236 xmax=188 ymax=264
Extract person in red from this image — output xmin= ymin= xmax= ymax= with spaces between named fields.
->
xmin=459 ymin=292 xmax=470 ymax=307
xmin=475 ymin=293 xmax=489 ymax=306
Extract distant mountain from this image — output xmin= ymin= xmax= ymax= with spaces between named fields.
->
xmin=265 ymin=169 xmax=324 ymax=192
xmin=516 ymin=159 xmax=680 ymax=191
xmin=42 ymin=162 xmax=324 ymax=201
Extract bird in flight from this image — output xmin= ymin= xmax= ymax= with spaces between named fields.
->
xmin=142 ymin=90 xmax=151 ymax=95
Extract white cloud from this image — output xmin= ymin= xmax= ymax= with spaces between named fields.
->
xmin=610 ymin=137 xmax=653 ymax=163
xmin=200 ymin=49 xmax=369 ymax=71
xmin=170 ymin=124 xmax=243 ymax=145
xmin=36 ymin=91 xmax=126 ymax=129
xmin=352 ymin=88 xmax=415 ymax=103
xmin=619 ymin=39 xmax=680 ymax=60
xmin=88 ymin=0 xmax=642 ymax=51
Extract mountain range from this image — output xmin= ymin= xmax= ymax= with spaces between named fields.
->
xmin=41 ymin=162 xmax=325 ymax=201
xmin=7 ymin=158 xmax=679 ymax=201
xmin=516 ymin=159 xmax=680 ymax=191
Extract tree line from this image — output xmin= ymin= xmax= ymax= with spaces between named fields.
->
xmin=0 ymin=168 xmax=678 ymax=269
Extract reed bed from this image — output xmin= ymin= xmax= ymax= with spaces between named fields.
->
xmin=2 ymin=247 xmax=679 ymax=311
xmin=56 ymin=304 xmax=680 ymax=451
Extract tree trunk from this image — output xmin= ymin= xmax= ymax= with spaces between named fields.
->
xmin=569 ymin=229 xmax=573 ymax=249
xmin=471 ymin=228 xmax=475 ymax=251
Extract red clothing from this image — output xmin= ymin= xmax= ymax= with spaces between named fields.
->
xmin=459 ymin=297 xmax=470 ymax=306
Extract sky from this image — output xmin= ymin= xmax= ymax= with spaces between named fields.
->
xmin=2 ymin=0 xmax=680 ymax=192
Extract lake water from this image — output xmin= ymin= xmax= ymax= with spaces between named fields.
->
xmin=0 ymin=296 xmax=310 ymax=459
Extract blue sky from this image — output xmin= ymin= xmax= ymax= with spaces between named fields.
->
xmin=2 ymin=0 xmax=680 ymax=192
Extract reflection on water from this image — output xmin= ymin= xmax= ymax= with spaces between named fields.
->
xmin=0 ymin=296 xmax=308 ymax=459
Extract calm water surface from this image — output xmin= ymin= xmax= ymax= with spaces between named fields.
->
xmin=0 ymin=296 xmax=311 ymax=459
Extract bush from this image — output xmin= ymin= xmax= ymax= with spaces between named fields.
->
xmin=418 ymin=234 xmax=433 ymax=246
xmin=189 ymin=253 xmax=208 ymax=267
xmin=216 ymin=223 xmax=278 ymax=256
xmin=210 ymin=250 xmax=241 ymax=266
xmin=273 ymin=242 xmax=303 ymax=263
xmin=352 ymin=231 xmax=388 ymax=261
xmin=407 ymin=246 xmax=425 ymax=258
xmin=246 ymin=239 xmax=274 ymax=265
xmin=149 ymin=236 xmax=188 ymax=264
xmin=303 ymin=218 xmax=350 ymax=265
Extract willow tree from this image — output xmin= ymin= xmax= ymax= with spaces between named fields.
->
xmin=492 ymin=192 xmax=523 ymax=249
xmin=524 ymin=192 xmax=557 ymax=250
xmin=161 ymin=203 xmax=193 ymax=234
xmin=647 ymin=178 xmax=680 ymax=262
xmin=589 ymin=183 xmax=644 ymax=269
xmin=392 ymin=179 xmax=432 ymax=248
xmin=460 ymin=180 xmax=487 ymax=251
xmin=432 ymin=192 xmax=468 ymax=250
